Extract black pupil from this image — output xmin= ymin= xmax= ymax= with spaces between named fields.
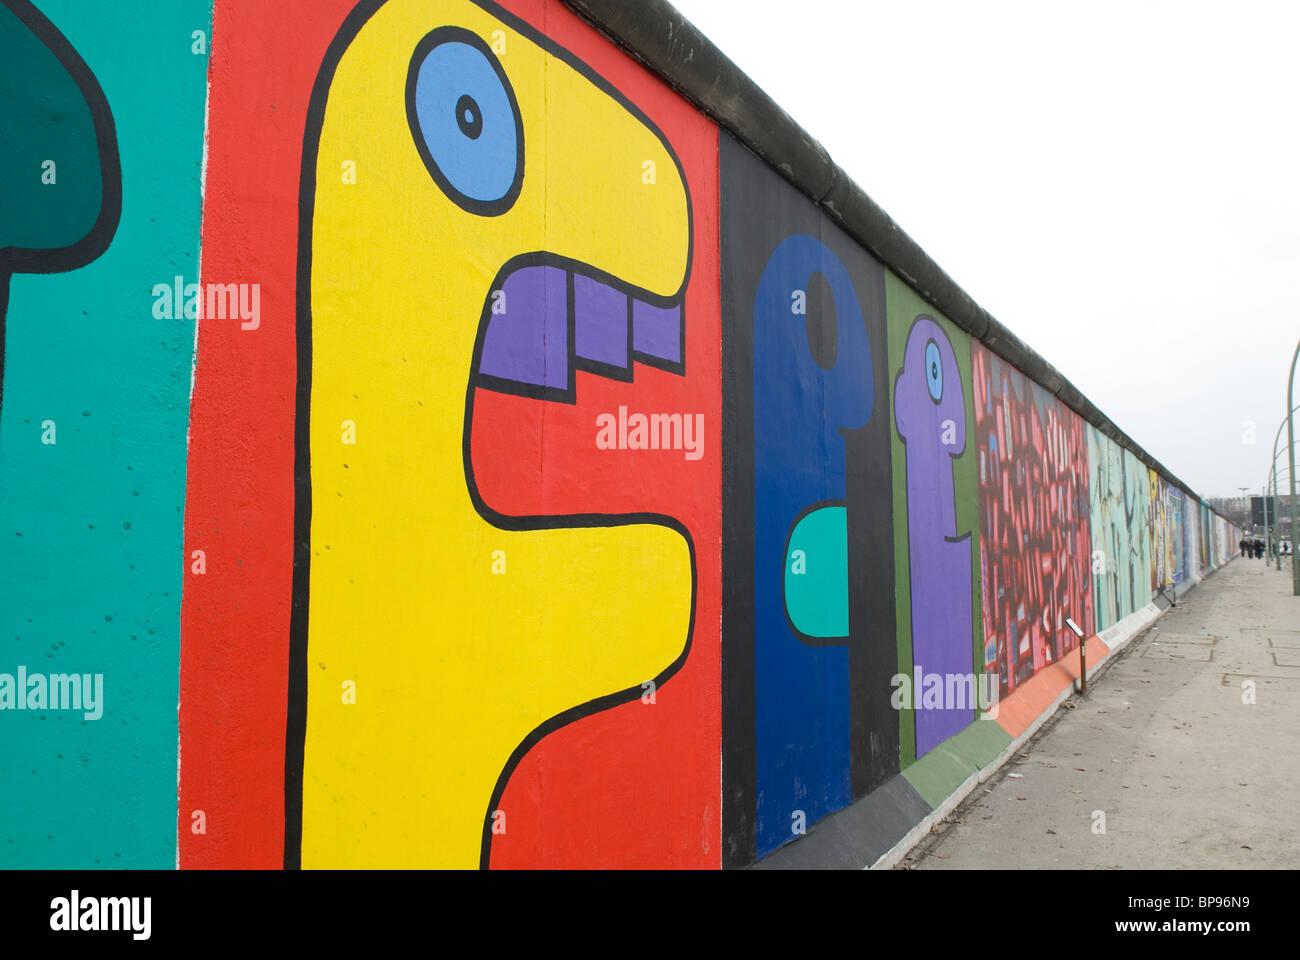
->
xmin=931 ymin=361 xmax=938 ymax=379
xmin=456 ymin=94 xmax=482 ymax=140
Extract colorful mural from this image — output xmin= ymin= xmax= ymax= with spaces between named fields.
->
xmin=1149 ymin=469 xmax=1176 ymax=593
xmin=1205 ymin=508 xmax=1233 ymax=569
xmin=886 ymin=277 xmax=983 ymax=773
xmin=895 ymin=314 xmax=975 ymax=754
xmin=1169 ymin=485 xmax=1187 ymax=585
xmin=973 ymin=344 xmax=1092 ymax=698
xmin=1088 ymin=429 xmax=1152 ymax=632
xmin=1186 ymin=496 xmax=1203 ymax=582
xmin=179 ymin=0 xmax=721 ymax=870
xmin=1 ymin=0 xmax=1246 ymax=871
xmin=719 ymin=133 xmax=896 ymax=864
xmin=292 ymin=0 xmax=703 ymax=872
xmin=1199 ymin=501 xmax=1212 ymax=573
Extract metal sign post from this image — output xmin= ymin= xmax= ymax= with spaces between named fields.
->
xmin=1067 ymin=618 xmax=1087 ymax=694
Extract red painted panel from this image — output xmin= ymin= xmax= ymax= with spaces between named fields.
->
xmin=179 ymin=0 xmax=362 ymax=869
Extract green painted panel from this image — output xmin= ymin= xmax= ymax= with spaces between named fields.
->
xmin=902 ymin=715 xmax=1012 ymax=810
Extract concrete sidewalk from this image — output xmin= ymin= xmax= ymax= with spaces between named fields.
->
xmin=899 ymin=558 xmax=1300 ymax=869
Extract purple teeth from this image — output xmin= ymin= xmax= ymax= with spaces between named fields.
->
xmin=632 ymin=299 xmax=681 ymax=368
xmin=478 ymin=265 xmax=568 ymax=390
xmin=478 ymin=264 xmax=682 ymax=396
xmin=574 ymin=273 xmax=629 ymax=371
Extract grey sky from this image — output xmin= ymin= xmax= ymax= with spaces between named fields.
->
xmin=668 ymin=0 xmax=1300 ymax=501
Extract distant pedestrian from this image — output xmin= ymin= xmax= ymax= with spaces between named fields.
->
xmin=1240 ymin=537 xmax=1249 ymax=558
xmin=1254 ymin=539 xmax=1265 ymax=559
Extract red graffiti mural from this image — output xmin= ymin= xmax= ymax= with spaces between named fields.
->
xmin=973 ymin=343 xmax=1093 ymax=698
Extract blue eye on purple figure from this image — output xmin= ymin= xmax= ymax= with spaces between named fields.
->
xmin=925 ymin=339 xmax=943 ymax=402
xmin=407 ymin=28 xmax=523 ymax=215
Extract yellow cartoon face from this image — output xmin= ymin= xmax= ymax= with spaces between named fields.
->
xmin=291 ymin=0 xmax=694 ymax=868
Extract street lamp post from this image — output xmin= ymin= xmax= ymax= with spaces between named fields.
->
xmin=1289 ymin=336 xmax=1300 ymax=595
xmin=1263 ymin=482 xmax=1271 ymax=563
xmin=1268 ymin=404 xmax=1300 ymax=573
xmin=1271 ymin=462 xmax=1293 ymax=569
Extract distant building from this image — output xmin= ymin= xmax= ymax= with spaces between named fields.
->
xmin=1208 ymin=496 xmax=1253 ymax=529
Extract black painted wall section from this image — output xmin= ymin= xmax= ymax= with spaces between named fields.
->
xmin=721 ymin=132 xmax=898 ymax=868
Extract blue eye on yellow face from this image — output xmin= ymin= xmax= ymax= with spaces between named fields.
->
xmin=924 ymin=339 xmax=943 ymax=402
xmin=406 ymin=27 xmax=523 ymax=216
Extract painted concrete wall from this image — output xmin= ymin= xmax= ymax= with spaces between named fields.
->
xmin=975 ymin=343 xmax=1092 ymax=700
xmin=1187 ymin=496 xmax=1204 ymax=586
xmin=0 ymin=0 xmax=1243 ymax=869
xmin=0 ymin=0 xmax=209 ymax=868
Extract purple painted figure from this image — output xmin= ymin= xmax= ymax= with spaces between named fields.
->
xmin=894 ymin=315 xmax=973 ymax=756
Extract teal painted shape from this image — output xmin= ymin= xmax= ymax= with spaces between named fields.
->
xmin=784 ymin=505 xmax=849 ymax=637
xmin=0 ymin=0 xmax=210 ymax=868
xmin=0 ymin=2 xmax=103 ymax=251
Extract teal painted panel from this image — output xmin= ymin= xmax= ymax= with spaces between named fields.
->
xmin=0 ymin=0 xmax=210 ymax=868
xmin=784 ymin=505 xmax=848 ymax=638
